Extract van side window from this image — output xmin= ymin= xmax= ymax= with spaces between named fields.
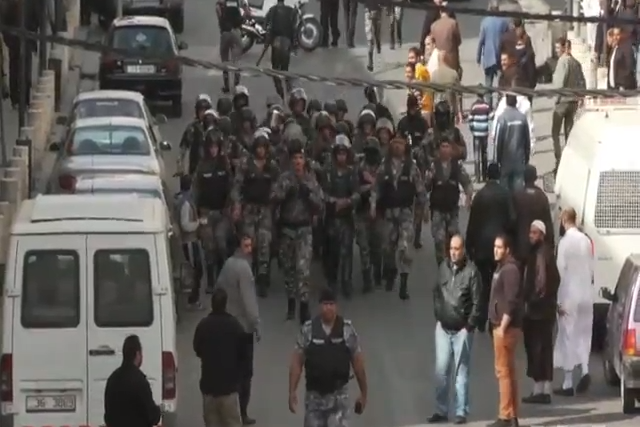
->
xmin=21 ymin=251 xmax=80 ymax=328
xmin=94 ymin=249 xmax=153 ymax=327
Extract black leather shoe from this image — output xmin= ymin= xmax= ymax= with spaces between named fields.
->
xmin=576 ymin=373 xmax=591 ymax=394
xmin=486 ymin=419 xmax=512 ymax=427
xmin=242 ymin=416 xmax=256 ymax=425
xmin=426 ymin=413 xmax=448 ymax=423
xmin=553 ymin=387 xmax=575 ymax=396
xmin=454 ymin=416 xmax=467 ymax=424
xmin=522 ymin=393 xmax=551 ymax=404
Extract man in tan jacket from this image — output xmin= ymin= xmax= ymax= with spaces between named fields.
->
xmin=430 ymin=6 xmax=461 ymax=72
xmin=429 ymin=51 xmax=462 ymax=123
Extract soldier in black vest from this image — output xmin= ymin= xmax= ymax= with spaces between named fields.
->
xmin=370 ymin=136 xmax=426 ymax=300
xmin=231 ymin=130 xmax=281 ymax=298
xmin=321 ymin=136 xmax=360 ymax=298
xmin=425 ymin=135 xmax=473 ymax=266
xmin=193 ymin=132 xmax=234 ymax=294
xmin=288 ymin=288 xmax=367 ymax=426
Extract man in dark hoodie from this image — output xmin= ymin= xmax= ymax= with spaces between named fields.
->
xmin=466 ymin=163 xmax=515 ymax=332
xmin=488 ymin=234 xmax=524 ymax=427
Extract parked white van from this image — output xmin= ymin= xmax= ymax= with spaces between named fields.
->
xmin=0 ymin=194 xmax=178 ymax=427
xmin=552 ymin=97 xmax=640 ymax=349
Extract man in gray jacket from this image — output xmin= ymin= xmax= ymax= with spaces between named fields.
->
xmin=216 ymin=235 xmax=260 ymax=425
xmin=494 ymin=94 xmax=531 ymax=193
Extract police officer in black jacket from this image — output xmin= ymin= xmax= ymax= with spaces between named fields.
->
xmin=217 ymin=0 xmax=244 ymax=93
xmin=265 ymin=0 xmax=299 ymax=100
xmin=465 ymin=163 xmax=515 ymax=332
xmin=104 ymin=335 xmax=162 ymax=427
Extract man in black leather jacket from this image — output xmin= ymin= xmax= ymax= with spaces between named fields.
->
xmin=466 ymin=163 xmax=515 ymax=332
xmin=429 ymin=234 xmax=481 ymax=424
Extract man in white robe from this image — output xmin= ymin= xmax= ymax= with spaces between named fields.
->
xmin=553 ymin=207 xmax=594 ymax=396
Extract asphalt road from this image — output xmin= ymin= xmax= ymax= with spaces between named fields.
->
xmin=68 ymin=0 xmax=638 ymax=425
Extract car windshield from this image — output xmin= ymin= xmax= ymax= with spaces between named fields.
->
xmin=111 ymin=25 xmax=174 ymax=56
xmin=74 ymin=99 xmax=144 ymax=120
xmin=69 ymin=125 xmax=151 ymax=155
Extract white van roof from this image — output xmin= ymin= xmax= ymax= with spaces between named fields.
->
xmin=12 ymin=194 xmax=166 ymax=235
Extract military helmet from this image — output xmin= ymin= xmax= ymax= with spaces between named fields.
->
xmin=266 ymin=95 xmax=281 ymax=110
xmin=323 ymin=101 xmax=338 ymax=116
xmin=202 ymin=108 xmax=218 ymax=129
xmin=314 ymin=111 xmax=334 ymax=130
xmin=289 ymin=88 xmax=308 ymax=109
xmin=333 ymin=134 xmax=351 ymax=151
xmin=434 ymin=100 xmax=452 ymax=118
xmin=195 ymin=94 xmax=212 ymax=112
xmin=357 ymin=109 xmax=376 ymax=128
xmin=288 ymin=139 xmax=305 ymax=157
xmin=216 ymin=97 xmax=233 ymax=116
xmin=335 ymin=121 xmax=351 ymax=136
xmin=217 ymin=116 xmax=232 ymax=136
xmin=233 ymin=86 xmax=250 ymax=108
xmin=252 ymin=129 xmax=270 ymax=149
xmin=335 ymin=99 xmax=348 ymax=113
xmin=364 ymin=136 xmax=381 ymax=152
xmin=241 ymin=107 xmax=256 ymax=123
xmin=307 ymin=98 xmax=322 ymax=115
xmin=204 ymin=130 xmax=224 ymax=149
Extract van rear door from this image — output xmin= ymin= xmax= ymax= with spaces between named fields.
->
xmin=86 ymin=234 xmax=163 ymax=427
xmin=12 ymin=235 xmax=87 ymax=427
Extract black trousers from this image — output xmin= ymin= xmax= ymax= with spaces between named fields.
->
xmin=475 ymin=258 xmax=495 ymax=328
xmin=182 ymin=242 xmax=203 ymax=304
xmin=238 ymin=332 xmax=254 ymax=417
xmin=523 ymin=317 xmax=555 ymax=382
xmin=472 ymin=136 xmax=488 ymax=181
xmin=7 ymin=43 xmax=32 ymax=108
xmin=320 ymin=0 xmax=340 ymax=44
xmin=270 ymin=36 xmax=292 ymax=99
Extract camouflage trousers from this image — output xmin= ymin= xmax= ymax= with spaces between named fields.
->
xmin=325 ymin=217 xmax=355 ymax=291
xmin=379 ymin=207 xmax=414 ymax=274
xmin=364 ymin=9 xmax=381 ymax=53
xmin=198 ymin=209 xmax=233 ymax=266
xmin=354 ymin=213 xmax=382 ymax=275
xmin=304 ymin=387 xmax=350 ymax=427
xmin=430 ymin=209 xmax=460 ymax=266
xmin=279 ymin=226 xmax=312 ymax=302
xmin=241 ymin=204 xmax=273 ymax=277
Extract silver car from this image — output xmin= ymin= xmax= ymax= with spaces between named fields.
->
xmin=46 ymin=117 xmax=171 ymax=193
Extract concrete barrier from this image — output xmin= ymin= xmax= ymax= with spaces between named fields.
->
xmin=48 ymin=0 xmax=81 ymax=111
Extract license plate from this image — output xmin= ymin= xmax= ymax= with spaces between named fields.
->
xmin=126 ymin=65 xmax=156 ymax=73
xmin=25 ymin=395 xmax=76 ymax=412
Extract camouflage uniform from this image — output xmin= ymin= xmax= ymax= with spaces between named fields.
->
xmin=321 ymin=136 xmax=360 ymax=296
xmin=271 ymin=169 xmax=324 ymax=304
xmin=426 ymin=159 xmax=472 ymax=266
xmin=352 ymin=109 xmax=377 ymax=155
xmin=231 ymin=133 xmax=280 ymax=296
xmin=296 ymin=316 xmax=360 ymax=427
xmin=371 ymin=149 xmax=426 ymax=299
xmin=289 ymin=88 xmax=314 ymax=143
xmin=375 ymin=117 xmax=394 ymax=159
xmin=178 ymin=95 xmax=212 ymax=175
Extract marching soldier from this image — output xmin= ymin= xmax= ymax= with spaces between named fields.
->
xmin=289 ymin=88 xmax=313 ymax=142
xmin=271 ymin=140 xmax=324 ymax=323
xmin=232 ymin=130 xmax=280 ymax=298
xmin=355 ymin=136 xmax=383 ymax=292
xmin=426 ymin=134 xmax=473 ymax=266
xmin=370 ymin=136 xmax=427 ymax=300
xmin=352 ymin=108 xmax=377 ymax=154
xmin=335 ymin=99 xmax=355 ymax=136
xmin=236 ymin=107 xmax=258 ymax=148
xmin=178 ymin=95 xmax=212 ymax=176
xmin=192 ymin=131 xmax=234 ymax=298
xmin=432 ymin=100 xmax=467 ymax=162
xmin=375 ymin=117 xmax=394 ymax=159
xmin=322 ymin=135 xmax=360 ymax=298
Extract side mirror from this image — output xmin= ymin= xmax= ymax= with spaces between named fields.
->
xmin=177 ymin=41 xmax=188 ymax=50
xmin=55 ymin=115 xmax=68 ymax=125
xmin=155 ymin=114 xmax=168 ymax=124
xmin=49 ymin=142 xmax=61 ymax=152
xmin=600 ymin=287 xmax=617 ymax=303
xmin=159 ymin=141 xmax=172 ymax=151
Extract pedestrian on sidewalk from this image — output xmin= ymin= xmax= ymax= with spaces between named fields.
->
xmin=476 ymin=0 xmax=510 ymax=108
xmin=467 ymin=95 xmax=493 ymax=181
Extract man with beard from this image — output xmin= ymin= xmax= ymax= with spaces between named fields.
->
xmin=466 ymin=163 xmax=515 ymax=332
xmin=178 ymin=95 xmax=213 ymax=176
xmin=322 ymin=135 xmax=360 ymax=298
xmin=371 ymin=136 xmax=426 ymax=300
xmin=512 ymin=165 xmax=553 ymax=263
xmin=522 ymin=220 xmax=560 ymax=404
xmin=271 ymin=140 xmax=324 ymax=322
xmin=426 ymin=136 xmax=472 ymax=266
xmin=231 ymin=130 xmax=280 ymax=298
xmin=355 ymin=136 xmax=383 ymax=292
xmin=264 ymin=0 xmax=299 ymax=100
xmin=192 ymin=132 xmax=234 ymax=302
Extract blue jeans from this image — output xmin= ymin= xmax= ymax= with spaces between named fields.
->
xmin=434 ymin=322 xmax=474 ymax=417
xmin=500 ymin=170 xmax=525 ymax=193
xmin=484 ymin=64 xmax=500 ymax=108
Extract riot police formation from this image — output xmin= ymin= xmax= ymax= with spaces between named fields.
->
xmin=264 ymin=0 xmax=299 ymax=100
xmin=175 ymin=90 xmax=498 ymax=315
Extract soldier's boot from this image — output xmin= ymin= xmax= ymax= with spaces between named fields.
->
xmin=299 ymin=301 xmax=310 ymax=325
xmin=373 ymin=264 xmax=383 ymax=288
xmin=362 ymin=269 xmax=373 ymax=294
xmin=367 ymin=51 xmax=374 ymax=72
xmin=399 ymin=273 xmax=410 ymax=300
xmin=256 ymin=274 xmax=269 ymax=298
xmin=221 ymin=72 xmax=231 ymax=94
xmin=286 ymin=298 xmax=296 ymax=320
xmin=384 ymin=268 xmax=397 ymax=291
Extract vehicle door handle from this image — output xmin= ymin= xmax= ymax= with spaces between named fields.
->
xmin=89 ymin=347 xmax=116 ymax=356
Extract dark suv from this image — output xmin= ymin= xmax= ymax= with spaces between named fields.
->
xmin=99 ymin=16 xmax=188 ymax=117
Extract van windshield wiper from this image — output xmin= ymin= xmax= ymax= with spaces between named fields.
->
xmin=32 ymin=217 xmax=143 ymax=223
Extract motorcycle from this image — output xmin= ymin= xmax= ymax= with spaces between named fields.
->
xmin=240 ymin=0 xmax=322 ymax=54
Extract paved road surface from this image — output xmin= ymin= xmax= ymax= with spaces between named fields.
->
xmin=67 ymin=0 xmax=639 ymax=425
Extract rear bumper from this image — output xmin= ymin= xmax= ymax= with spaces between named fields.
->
xmin=100 ymin=74 xmax=182 ymax=100
xmin=622 ymin=356 xmax=640 ymax=388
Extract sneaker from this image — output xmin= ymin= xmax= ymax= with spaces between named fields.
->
xmin=522 ymin=393 xmax=551 ymax=404
xmin=426 ymin=413 xmax=448 ymax=423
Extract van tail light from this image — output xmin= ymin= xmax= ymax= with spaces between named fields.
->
xmin=1 ymin=354 xmax=13 ymax=403
xmin=162 ymin=59 xmax=179 ymax=76
xmin=101 ymin=54 xmax=120 ymax=72
xmin=623 ymin=328 xmax=638 ymax=356
xmin=162 ymin=352 xmax=176 ymax=400
xmin=58 ymin=174 xmax=76 ymax=192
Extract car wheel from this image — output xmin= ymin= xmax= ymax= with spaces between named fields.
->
xmin=603 ymin=355 xmax=620 ymax=387
xmin=621 ymin=373 xmax=636 ymax=414
xmin=170 ymin=7 xmax=184 ymax=34
xmin=171 ymin=97 xmax=182 ymax=118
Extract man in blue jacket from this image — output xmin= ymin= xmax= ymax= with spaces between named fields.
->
xmin=476 ymin=0 xmax=510 ymax=107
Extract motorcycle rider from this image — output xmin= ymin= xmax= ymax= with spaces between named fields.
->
xmin=216 ymin=0 xmax=244 ymax=93
xmin=271 ymin=139 xmax=324 ymax=323
xmin=192 ymin=131 xmax=234 ymax=294
xmin=322 ymin=135 xmax=360 ymax=298
xmin=232 ymin=130 xmax=280 ymax=297
xmin=289 ymin=88 xmax=313 ymax=142
xmin=370 ymin=136 xmax=427 ymax=300
xmin=264 ymin=0 xmax=299 ymax=100
xmin=353 ymin=108 xmax=377 ymax=154
xmin=178 ymin=94 xmax=212 ymax=176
